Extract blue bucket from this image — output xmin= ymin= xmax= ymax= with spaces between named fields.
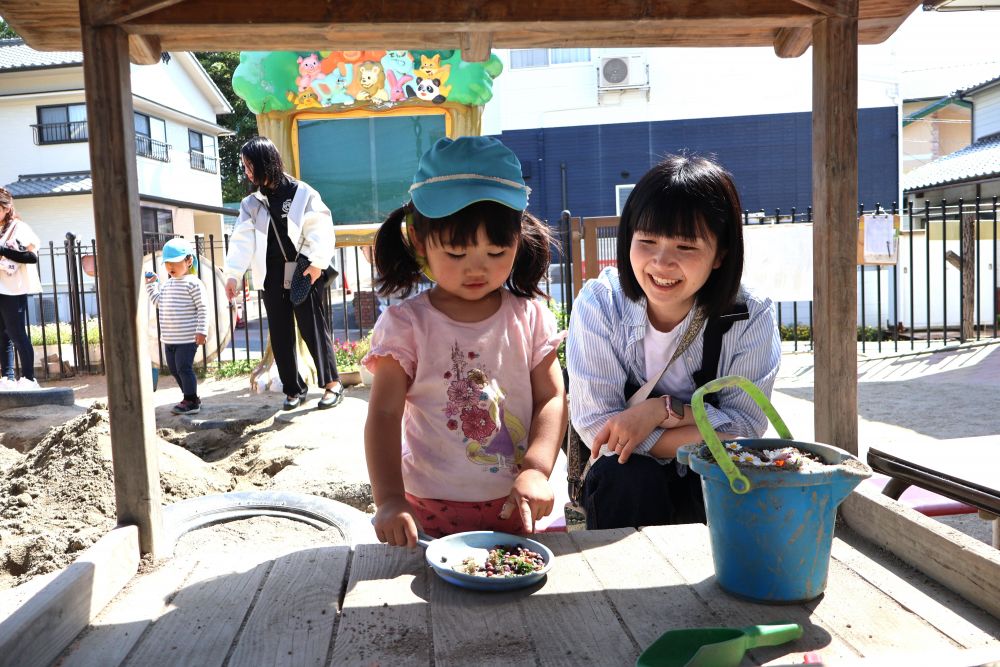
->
xmin=676 ymin=376 xmax=871 ymax=603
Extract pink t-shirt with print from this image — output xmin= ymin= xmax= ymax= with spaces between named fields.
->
xmin=363 ymin=289 xmax=563 ymax=502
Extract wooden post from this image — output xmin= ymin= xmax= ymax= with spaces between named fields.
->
xmin=79 ymin=13 xmax=164 ymax=556
xmin=812 ymin=11 xmax=859 ymax=455
xmin=961 ymin=212 xmax=975 ymax=342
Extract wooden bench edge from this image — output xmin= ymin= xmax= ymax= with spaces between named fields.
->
xmin=841 ymin=486 xmax=1000 ymax=619
xmin=0 ymin=524 xmax=140 ymax=667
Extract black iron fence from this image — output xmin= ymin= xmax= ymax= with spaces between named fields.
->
xmin=11 ymin=201 xmax=999 ymax=380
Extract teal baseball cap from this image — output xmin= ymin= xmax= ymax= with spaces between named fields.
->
xmin=162 ymin=237 xmax=194 ymax=262
xmin=409 ymin=136 xmax=530 ymax=219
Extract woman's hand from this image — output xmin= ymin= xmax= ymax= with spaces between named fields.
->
xmin=591 ymin=398 xmax=665 ymax=463
xmin=501 ymin=468 xmax=553 ymax=534
xmin=225 ymin=277 xmax=239 ymax=300
xmin=303 ymin=265 xmax=322 ymax=284
xmin=372 ymin=495 xmax=420 ymax=547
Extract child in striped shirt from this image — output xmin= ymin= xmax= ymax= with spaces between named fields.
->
xmin=146 ymin=238 xmax=207 ymax=415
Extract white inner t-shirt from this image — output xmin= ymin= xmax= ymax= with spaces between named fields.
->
xmin=641 ymin=321 xmax=689 ymax=398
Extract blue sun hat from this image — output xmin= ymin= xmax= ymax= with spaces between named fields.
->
xmin=409 ymin=136 xmax=531 ymax=218
xmin=161 ymin=237 xmax=198 ymax=273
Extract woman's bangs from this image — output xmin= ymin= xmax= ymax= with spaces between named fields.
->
xmin=632 ymin=192 xmax=713 ymax=240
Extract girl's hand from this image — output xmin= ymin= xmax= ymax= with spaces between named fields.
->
xmin=372 ymin=495 xmax=420 ymax=547
xmin=500 ymin=469 xmax=553 ymax=534
xmin=303 ymin=265 xmax=322 ymax=284
xmin=194 ymin=333 xmax=207 ymax=345
xmin=591 ymin=398 xmax=664 ymax=463
xmin=144 ymin=272 xmax=158 ymax=284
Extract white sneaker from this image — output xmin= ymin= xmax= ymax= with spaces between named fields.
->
xmin=15 ymin=377 xmax=40 ymax=390
xmin=0 ymin=378 xmax=14 ymax=391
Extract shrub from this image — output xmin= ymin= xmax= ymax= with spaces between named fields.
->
xmin=29 ymin=318 xmax=102 ymax=345
xmin=334 ymin=338 xmax=366 ymax=372
xmin=214 ymin=358 xmax=258 ymax=379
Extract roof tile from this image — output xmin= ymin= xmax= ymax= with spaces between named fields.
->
xmin=3 ymin=172 xmax=92 ymax=197
xmin=902 ymin=136 xmax=1000 ymax=192
xmin=0 ymin=38 xmax=82 ymax=71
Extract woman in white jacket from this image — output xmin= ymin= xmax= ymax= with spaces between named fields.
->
xmin=0 ymin=187 xmax=43 ymax=384
xmin=224 ymin=137 xmax=343 ymax=410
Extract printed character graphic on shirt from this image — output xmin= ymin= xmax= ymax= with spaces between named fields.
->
xmin=442 ymin=342 xmax=527 ymax=474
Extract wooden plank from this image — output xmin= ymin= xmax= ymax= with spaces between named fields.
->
xmin=644 ymin=524 xmax=863 ymax=665
xmin=122 ymin=555 xmax=270 ymax=666
xmin=459 ymin=31 xmax=493 ymax=62
xmin=228 ymin=547 xmax=349 ymax=667
xmin=811 ymin=12 xmax=860 ymax=455
xmin=583 ymin=218 xmax=600 ymax=281
xmin=773 ymin=26 xmax=812 ymax=58
xmin=330 ymin=544 xmax=431 ymax=666
xmin=570 ymin=217 xmax=583 ymax=299
xmin=78 ymin=17 xmax=164 ymax=555
xmin=960 ymin=212 xmax=975 ymax=342
xmin=841 ymin=486 xmax=1000 ymax=619
xmin=93 ymin=0 xmax=189 ymax=25
xmin=58 ymin=553 xmax=199 ymax=667
xmin=0 ymin=526 xmax=139 ymax=667
xmin=568 ymin=529 xmax=720 ymax=651
xmin=830 ymin=528 xmax=1000 ymax=650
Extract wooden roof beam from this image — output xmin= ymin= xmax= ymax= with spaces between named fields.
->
xmin=127 ymin=33 xmax=162 ymax=65
xmin=90 ymin=0 xmax=189 ymax=26
xmin=460 ymin=31 xmax=493 ymax=63
xmin=774 ymin=26 xmax=813 ymax=57
xmin=788 ymin=0 xmax=858 ymax=17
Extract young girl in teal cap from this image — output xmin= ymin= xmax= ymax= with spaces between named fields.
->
xmin=146 ymin=237 xmax=207 ymax=415
xmin=363 ymin=136 xmax=567 ymax=546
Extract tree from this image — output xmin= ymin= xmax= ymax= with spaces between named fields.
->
xmin=1 ymin=18 xmax=20 ymax=39
xmin=194 ymin=52 xmax=256 ymax=203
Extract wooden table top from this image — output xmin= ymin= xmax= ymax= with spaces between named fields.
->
xmin=54 ymin=523 xmax=1000 ymax=667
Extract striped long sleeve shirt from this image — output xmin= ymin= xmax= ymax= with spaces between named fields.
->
xmin=146 ymin=275 xmax=207 ymax=344
xmin=567 ymin=268 xmax=781 ymax=460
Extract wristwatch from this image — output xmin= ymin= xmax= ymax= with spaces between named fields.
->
xmin=659 ymin=395 xmax=685 ymax=427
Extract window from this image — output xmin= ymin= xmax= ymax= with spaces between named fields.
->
xmin=33 ymin=104 xmax=88 ymax=144
xmin=188 ymin=130 xmax=218 ymax=173
xmin=510 ymin=48 xmax=591 ymax=69
xmin=615 ymin=184 xmax=635 ymax=216
xmin=134 ymin=112 xmax=169 ymax=161
xmin=141 ymin=207 xmax=174 ymax=253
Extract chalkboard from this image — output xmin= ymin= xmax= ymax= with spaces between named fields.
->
xmin=295 ymin=112 xmax=448 ymax=225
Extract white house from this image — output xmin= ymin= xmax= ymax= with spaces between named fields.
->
xmin=0 ymin=37 xmax=233 ymax=323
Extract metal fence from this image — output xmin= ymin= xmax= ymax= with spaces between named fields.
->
xmin=12 ymin=200 xmax=998 ymax=380
xmin=15 ymin=221 xmax=574 ymax=380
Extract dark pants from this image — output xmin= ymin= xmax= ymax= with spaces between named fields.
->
xmin=0 ymin=294 xmax=34 ymax=381
xmin=261 ymin=270 xmax=338 ymax=397
xmin=582 ymin=454 xmax=706 ymax=530
xmin=165 ymin=342 xmax=198 ymax=401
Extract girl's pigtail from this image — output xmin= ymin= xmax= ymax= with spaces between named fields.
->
xmin=373 ymin=204 xmax=422 ymax=298
xmin=506 ymin=212 xmax=555 ymax=298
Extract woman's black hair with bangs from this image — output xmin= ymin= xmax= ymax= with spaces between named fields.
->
xmin=616 ymin=154 xmax=744 ymax=318
xmin=239 ymin=136 xmax=286 ymax=191
xmin=373 ymin=200 xmax=553 ymax=299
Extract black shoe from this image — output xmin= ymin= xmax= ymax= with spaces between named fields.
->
xmin=172 ymin=399 xmax=201 ymax=415
xmin=283 ymin=390 xmax=307 ymax=410
xmin=318 ymin=384 xmax=344 ymax=410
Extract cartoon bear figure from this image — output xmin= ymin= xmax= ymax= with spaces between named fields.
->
xmin=355 ymin=61 xmax=389 ymax=103
xmin=311 ymin=67 xmax=354 ymax=107
xmin=286 ymin=88 xmax=323 ymax=110
xmin=414 ymin=54 xmax=452 ymax=97
xmin=415 ymin=76 xmax=446 ymax=104
xmin=381 ymin=50 xmax=415 ymax=98
xmin=385 ymin=70 xmax=414 ymax=102
xmin=296 ymin=53 xmax=322 ymax=92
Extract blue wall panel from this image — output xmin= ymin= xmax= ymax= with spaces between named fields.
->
xmin=492 ymin=107 xmax=898 ymax=225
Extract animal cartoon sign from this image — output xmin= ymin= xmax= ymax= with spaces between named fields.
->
xmin=233 ymin=49 xmax=503 ymax=113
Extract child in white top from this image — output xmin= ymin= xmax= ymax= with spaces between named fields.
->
xmin=145 ymin=238 xmax=207 ymax=415
xmin=0 ymin=187 xmax=42 ymax=384
xmin=363 ymin=136 xmax=567 ymax=546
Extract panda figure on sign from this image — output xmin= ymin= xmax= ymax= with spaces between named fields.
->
xmin=414 ymin=76 xmax=446 ymax=104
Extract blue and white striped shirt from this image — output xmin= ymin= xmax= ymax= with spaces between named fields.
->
xmin=146 ymin=275 xmax=208 ymax=345
xmin=567 ymin=268 xmax=781 ymax=458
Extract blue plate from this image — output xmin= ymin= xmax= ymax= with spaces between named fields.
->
xmin=422 ymin=531 xmax=554 ymax=591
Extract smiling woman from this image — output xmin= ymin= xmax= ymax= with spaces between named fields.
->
xmin=565 ymin=155 xmax=783 ymax=530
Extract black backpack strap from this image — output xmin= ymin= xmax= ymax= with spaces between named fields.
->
xmin=691 ymin=301 xmax=749 ymax=408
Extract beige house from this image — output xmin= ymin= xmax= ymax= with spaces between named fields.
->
xmin=902 ymin=95 xmax=971 ymax=174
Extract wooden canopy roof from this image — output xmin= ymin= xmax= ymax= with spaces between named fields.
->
xmin=6 ymin=0 xmax=921 ymax=62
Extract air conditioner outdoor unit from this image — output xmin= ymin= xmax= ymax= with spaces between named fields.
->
xmin=598 ymin=55 xmax=648 ymax=89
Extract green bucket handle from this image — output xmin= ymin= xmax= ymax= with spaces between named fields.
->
xmin=691 ymin=375 xmax=794 ymax=495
